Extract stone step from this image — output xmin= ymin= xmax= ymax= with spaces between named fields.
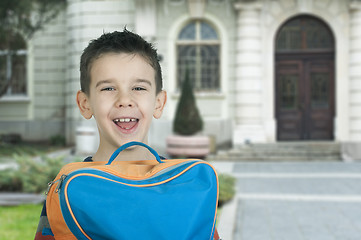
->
xmin=207 ymin=155 xmax=340 ymax=162
xmin=228 ymin=148 xmax=340 ymax=156
xmin=207 ymin=142 xmax=341 ymax=162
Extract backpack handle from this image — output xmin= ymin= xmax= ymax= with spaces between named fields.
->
xmin=106 ymin=141 xmax=163 ymax=165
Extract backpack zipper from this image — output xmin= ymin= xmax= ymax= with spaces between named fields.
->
xmin=45 ymin=174 xmax=67 ymax=195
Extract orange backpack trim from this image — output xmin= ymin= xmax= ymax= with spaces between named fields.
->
xmin=46 ymin=162 xmax=104 ymax=239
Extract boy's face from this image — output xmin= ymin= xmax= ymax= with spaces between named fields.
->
xmin=77 ymin=53 xmax=166 ymax=152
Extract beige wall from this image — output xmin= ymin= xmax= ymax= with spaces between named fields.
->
xmin=2 ymin=0 xmax=359 ymax=148
xmin=0 ymin=10 xmax=66 ymax=140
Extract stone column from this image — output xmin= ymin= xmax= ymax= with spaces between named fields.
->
xmin=233 ymin=1 xmax=265 ymax=145
xmin=349 ymin=2 xmax=361 ymax=141
xmin=65 ymin=0 xmax=100 ymax=153
xmin=65 ymin=0 xmax=135 ymax=152
xmin=135 ymin=0 xmax=157 ymax=41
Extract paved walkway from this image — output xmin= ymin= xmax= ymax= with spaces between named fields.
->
xmin=213 ymin=161 xmax=361 ymax=240
xmin=0 ymin=192 xmax=44 ymax=206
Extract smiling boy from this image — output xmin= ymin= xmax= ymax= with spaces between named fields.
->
xmin=35 ymin=29 xmax=220 ymax=240
xmin=76 ymin=30 xmax=167 ymax=163
xmin=77 ymin=52 xmax=166 ymax=162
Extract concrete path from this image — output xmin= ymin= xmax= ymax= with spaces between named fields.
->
xmin=0 ymin=193 xmax=44 ymax=206
xmin=212 ymin=161 xmax=361 ymax=240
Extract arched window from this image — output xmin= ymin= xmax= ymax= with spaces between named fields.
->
xmin=0 ymin=31 xmax=27 ymax=96
xmin=276 ymin=16 xmax=334 ymax=51
xmin=176 ymin=20 xmax=220 ymax=92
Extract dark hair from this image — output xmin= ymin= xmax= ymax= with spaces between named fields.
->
xmin=80 ymin=29 xmax=163 ymax=95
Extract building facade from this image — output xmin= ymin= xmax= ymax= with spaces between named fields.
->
xmin=1 ymin=0 xmax=360 ymax=154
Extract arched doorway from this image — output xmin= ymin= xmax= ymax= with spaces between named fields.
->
xmin=275 ymin=15 xmax=335 ymax=140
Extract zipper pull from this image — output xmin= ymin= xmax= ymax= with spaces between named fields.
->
xmin=45 ymin=180 xmax=57 ymax=195
xmin=55 ymin=174 xmax=68 ymax=193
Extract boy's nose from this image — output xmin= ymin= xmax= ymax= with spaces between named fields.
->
xmin=115 ymin=94 xmax=134 ymax=108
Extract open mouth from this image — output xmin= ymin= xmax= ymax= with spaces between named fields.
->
xmin=113 ymin=118 xmax=139 ymax=130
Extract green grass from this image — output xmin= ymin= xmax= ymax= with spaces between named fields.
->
xmin=0 ymin=204 xmax=42 ymax=240
xmin=216 ymin=207 xmax=222 ymax=227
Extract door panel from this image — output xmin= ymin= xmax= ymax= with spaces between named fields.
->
xmin=307 ymin=60 xmax=334 ymax=139
xmin=276 ymin=58 xmax=334 ymax=140
xmin=276 ymin=61 xmax=303 ymax=140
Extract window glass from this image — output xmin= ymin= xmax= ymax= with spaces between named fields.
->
xmin=276 ymin=16 xmax=333 ymax=51
xmin=0 ymin=55 xmax=7 ymax=95
xmin=177 ymin=20 xmax=220 ymax=92
xmin=311 ymin=72 xmax=329 ymax=108
xmin=200 ymin=22 xmax=218 ymax=40
xmin=200 ymin=45 xmax=219 ymax=90
xmin=11 ymin=54 xmax=27 ymax=94
xmin=280 ymin=74 xmax=298 ymax=109
xmin=178 ymin=22 xmax=196 ymax=40
xmin=0 ymin=32 xmax=27 ymax=96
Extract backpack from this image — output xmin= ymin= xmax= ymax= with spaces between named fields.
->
xmin=46 ymin=141 xmax=219 ymax=240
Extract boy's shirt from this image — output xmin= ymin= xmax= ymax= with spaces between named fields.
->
xmin=34 ymin=157 xmax=221 ymax=240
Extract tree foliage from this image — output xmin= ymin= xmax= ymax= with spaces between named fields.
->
xmin=173 ymin=69 xmax=203 ymax=135
xmin=0 ymin=0 xmax=66 ymax=96
xmin=0 ymin=0 xmax=66 ymax=44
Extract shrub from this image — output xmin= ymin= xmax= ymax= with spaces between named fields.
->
xmin=0 ymin=170 xmax=22 ymax=192
xmin=173 ymin=69 xmax=203 ymax=135
xmin=0 ymin=154 xmax=64 ymax=193
xmin=49 ymin=134 xmax=66 ymax=146
xmin=1 ymin=134 xmax=22 ymax=144
xmin=14 ymin=154 xmax=64 ymax=193
xmin=218 ymin=173 xmax=236 ymax=206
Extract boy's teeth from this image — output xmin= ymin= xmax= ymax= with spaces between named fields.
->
xmin=115 ymin=118 xmax=137 ymax=122
xmin=114 ymin=118 xmax=138 ymax=130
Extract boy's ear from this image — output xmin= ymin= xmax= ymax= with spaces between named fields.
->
xmin=153 ymin=90 xmax=167 ymax=119
xmin=76 ymin=90 xmax=93 ymax=119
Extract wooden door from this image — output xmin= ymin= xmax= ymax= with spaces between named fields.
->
xmin=276 ymin=60 xmax=303 ymax=140
xmin=305 ymin=59 xmax=334 ymax=139
xmin=276 ymin=58 xmax=334 ymax=140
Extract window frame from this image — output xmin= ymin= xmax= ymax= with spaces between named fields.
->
xmin=176 ymin=20 xmax=221 ymax=93
xmin=0 ymin=49 xmax=27 ymax=97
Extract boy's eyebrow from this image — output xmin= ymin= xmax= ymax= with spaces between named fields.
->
xmin=95 ymin=80 xmax=114 ymax=88
xmin=95 ymin=79 xmax=153 ymax=88
xmin=135 ymin=79 xmax=153 ymax=86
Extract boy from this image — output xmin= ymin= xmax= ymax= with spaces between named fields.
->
xmin=35 ymin=29 xmax=220 ymax=239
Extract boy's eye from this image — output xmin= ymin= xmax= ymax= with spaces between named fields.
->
xmin=133 ymin=87 xmax=146 ymax=91
xmin=101 ymin=87 xmax=115 ymax=91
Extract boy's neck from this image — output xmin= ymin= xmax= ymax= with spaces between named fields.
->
xmin=92 ymin=144 xmax=156 ymax=162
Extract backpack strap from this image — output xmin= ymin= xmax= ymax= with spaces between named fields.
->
xmin=106 ymin=141 xmax=163 ymax=165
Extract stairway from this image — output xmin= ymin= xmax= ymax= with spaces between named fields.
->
xmin=206 ymin=141 xmax=341 ymax=162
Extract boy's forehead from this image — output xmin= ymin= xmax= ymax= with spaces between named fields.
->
xmin=89 ymin=52 xmax=156 ymax=85
xmin=94 ymin=52 xmax=151 ymax=67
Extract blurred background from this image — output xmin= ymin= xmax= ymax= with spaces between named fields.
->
xmin=2 ymin=0 xmax=361 ymax=160
xmin=2 ymin=1 xmax=361 ymax=239
xmin=2 ymin=0 xmax=361 ymax=158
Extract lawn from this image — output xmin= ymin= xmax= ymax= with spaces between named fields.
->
xmin=0 ymin=204 xmax=42 ymax=239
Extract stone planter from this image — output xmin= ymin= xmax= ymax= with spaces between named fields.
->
xmin=166 ymin=135 xmax=210 ymax=158
xmin=76 ymin=126 xmax=97 ymax=155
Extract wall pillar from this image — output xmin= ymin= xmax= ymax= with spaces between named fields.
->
xmin=135 ymin=0 xmax=157 ymax=41
xmin=349 ymin=2 xmax=361 ymax=141
xmin=65 ymin=0 xmax=135 ymax=150
xmin=233 ymin=1 xmax=266 ymax=145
